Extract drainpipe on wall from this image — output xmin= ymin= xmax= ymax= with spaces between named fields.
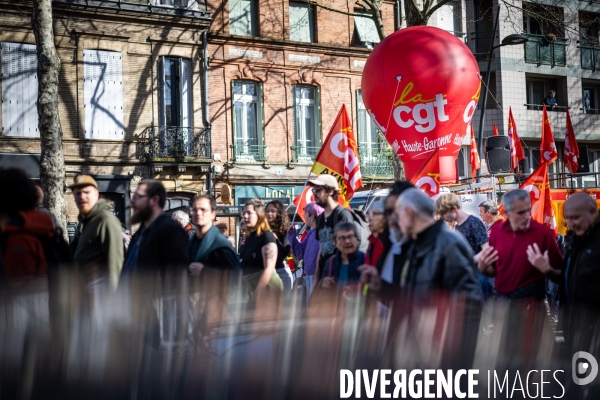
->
xmin=202 ymin=29 xmax=213 ymax=196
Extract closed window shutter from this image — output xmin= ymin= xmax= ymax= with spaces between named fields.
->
xmin=289 ymin=3 xmax=313 ymax=43
xmin=315 ymin=85 xmax=321 ymax=146
xmin=83 ymin=49 xmax=124 ymax=140
xmin=354 ymin=14 xmax=381 ymax=44
xmin=229 ymin=0 xmax=242 ymax=35
xmin=437 ymin=2 xmax=458 ymax=35
xmin=180 ymin=59 xmax=191 ymax=128
xmin=258 ymin=81 xmax=264 ymax=159
xmin=291 ymin=85 xmax=297 ymax=151
xmin=1 ymin=42 xmax=39 ymax=137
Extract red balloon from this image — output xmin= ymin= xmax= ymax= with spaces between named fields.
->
xmin=361 ymin=26 xmax=480 ymax=184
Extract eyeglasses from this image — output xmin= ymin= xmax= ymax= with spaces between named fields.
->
xmin=370 ymin=211 xmax=384 ymax=217
xmin=132 ymin=193 xmax=149 ymax=200
xmin=336 ymin=234 xmax=356 ymax=242
xmin=191 ymin=207 xmax=210 ymax=214
xmin=311 ymin=186 xmax=325 ymax=194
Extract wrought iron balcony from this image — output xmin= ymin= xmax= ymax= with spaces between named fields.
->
xmin=290 ymin=144 xmax=321 ymax=163
xmin=359 ymin=146 xmax=394 ymax=178
xmin=524 ymin=34 xmax=567 ymax=67
xmin=230 ymin=142 xmax=267 ymax=162
xmin=580 ymin=43 xmax=600 ymax=71
xmin=137 ymin=126 xmax=211 ymax=161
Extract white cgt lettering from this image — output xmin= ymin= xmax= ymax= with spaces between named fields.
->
xmin=463 ymin=100 xmax=477 ymax=123
xmin=330 ymin=132 xmax=361 ymax=188
xmin=393 ymin=94 xmax=448 ymax=133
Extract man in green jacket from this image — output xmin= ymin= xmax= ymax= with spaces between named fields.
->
xmin=70 ymin=175 xmax=124 ymax=290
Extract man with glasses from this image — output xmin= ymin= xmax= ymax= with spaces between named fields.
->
xmin=188 ymin=194 xmax=241 ymax=274
xmin=123 ymin=180 xmax=189 ymax=274
xmin=308 ymin=174 xmax=355 ymax=280
xmin=477 ymin=189 xmax=562 ymax=299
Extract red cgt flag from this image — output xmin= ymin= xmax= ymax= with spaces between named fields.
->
xmin=508 ymin=107 xmax=525 ymax=171
xmin=499 ymin=162 xmax=557 ymax=235
xmin=469 ymin=124 xmax=480 ymax=182
xmin=310 ymin=104 xmax=362 ymax=206
xmin=563 ymin=108 xmax=580 ymax=173
xmin=493 ymin=124 xmax=500 ymax=136
xmin=292 ymin=186 xmax=314 ymax=223
xmin=410 ymin=149 xmax=441 ymax=199
xmin=540 ymin=104 xmax=558 ymax=164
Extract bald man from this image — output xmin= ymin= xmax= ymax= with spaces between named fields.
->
xmin=527 ymin=193 xmax=600 ymax=308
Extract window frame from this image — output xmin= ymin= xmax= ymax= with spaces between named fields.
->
xmin=292 ymin=84 xmax=321 ymax=163
xmin=289 ymin=2 xmax=315 ymax=43
xmin=231 ymin=80 xmax=265 ymax=161
xmin=158 ymin=56 xmax=192 ymax=128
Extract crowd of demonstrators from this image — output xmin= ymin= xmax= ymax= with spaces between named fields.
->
xmin=265 ymin=200 xmax=293 ymax=297
xmin=122 ymin=180 xmax=189 ymax=275
xmin=188 ymin=194 xmax=241 ymax=275
xmin=70 ymin=175 xmax=124 ymax=290
xmin=478 ymin=189 xmax=563 ymax=300
xmin=478 ymin=199 xmax=502 ymax=235
xmin=239 ymin=200 xmax=283 ymax=302
xmin=288 ymin=201 xmax=323 ymax=306
xmin=172 ymin=210 xmax=196 ymax=239
xmin=436 ymin=193 xmax=494 ymax=301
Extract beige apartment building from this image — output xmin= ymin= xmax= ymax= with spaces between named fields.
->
xmin=0 ymin=0 xmax=211 ymax=230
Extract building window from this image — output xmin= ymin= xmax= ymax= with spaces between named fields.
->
xmin=580 ymin=13 xmax=600 ymax=71
xmin=525 ymin=76 xmax=562 ymax=111
xmin=229 ymin=0 xmax=257 ymax=36
xmin=159 ymin=57 xmax=191 ymax=128
xmin=458 ymin=146 xmax=468 ymax=180
xmin=523 ymin=3 xmax=566 ymax=66
xmin=1 ymin=42 xmax=38 ymax=137
xmin=357 ymin=90 xmax=380 ymax=159
xmin=289 ymin=2 xmax=315 ymax=43
xmin=83 ymin=49 xmax=124 ymax=140
xmin=232 ymin=80 xmax=264 ymax=161
xmin=436 ymin=1 xmax=461 ymax=37
xmin=292 ymin=85 xmax=321 ymax=162
xmin=583 ymin=83 xmax=599 ymax=114
xmin=353 ymin=13 xmax=381 ymax=48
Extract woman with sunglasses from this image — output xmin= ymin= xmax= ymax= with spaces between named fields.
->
xmin=239 ymin=200 xmax=283 ymax=302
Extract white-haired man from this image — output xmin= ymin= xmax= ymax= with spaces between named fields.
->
xmin=172 ymin=210 xmax=196 ymax=238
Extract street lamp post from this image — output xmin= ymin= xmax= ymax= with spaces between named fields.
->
xmin=476 ymin=7 xmax=528 ymax=178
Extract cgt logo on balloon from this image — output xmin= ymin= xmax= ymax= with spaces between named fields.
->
xmin=361 ymin=26 xmax=481 ymax=184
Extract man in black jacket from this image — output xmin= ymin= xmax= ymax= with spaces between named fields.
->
xmin=188 ymin=194 xmax=241 ymax=273
xmin=123 ymin=180 xmax=189 ymax=274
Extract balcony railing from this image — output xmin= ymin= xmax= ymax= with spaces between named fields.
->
xmin=524 ymin=104 xmax=569 ymax=111
xmin=230 ymin=142 xmax=267 ymax=162
xmin=581 ymin=107 xmax=599 ymax=115
xmin=137 ymin=126 xmax=211 ymax=161
xmin=580 ymin=43 xmax=600 ymax=71
xmin=291 ymin=144 xmax=321 ymax=163
xmin=524 ymin=34 xmax=567 ymax=67
xmin=359 ymin=147 xmax=394 ymax=177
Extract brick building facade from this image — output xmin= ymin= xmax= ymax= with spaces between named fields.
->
xmin=206 ymin=0 xmax=401 ymax=214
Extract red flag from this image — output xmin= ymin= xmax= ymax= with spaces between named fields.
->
xmin=410 ymin=150 xmax=441 ymax=199
xmin=311 ymin=105 xmax=362 ymax=205
xmin=540 ymin=104 xmax=558 ymax=164
xmin=563 ymin=108 xmax=580 ymax=174
xmin=469 ymin=124 xmax=480 ymax=182
xmin=518 ymin=162 xmax=557 ymax=235
xmin=292 ymin=186 xmax=314 ymax=223
xmin=508 ymin=107 xmax=525 ymax=171
xmin=493 ymin=124 xmax=499 ymax=136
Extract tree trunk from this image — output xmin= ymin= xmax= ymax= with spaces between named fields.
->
xmin=32 ymin=0 xmax=68 ymax=237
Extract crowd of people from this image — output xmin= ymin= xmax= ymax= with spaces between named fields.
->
xmin=1 ymin=166 xmax=599 ymax=337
